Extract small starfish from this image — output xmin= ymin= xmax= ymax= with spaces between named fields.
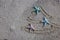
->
xmin=32 ymin=6 xmax=41 ymax=15
xmin=41 ymin=17 xmax=49 ymax=27
xmin=26 ymin=24 xmax=35 ymax=32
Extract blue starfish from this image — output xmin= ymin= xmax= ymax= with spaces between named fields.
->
xmin=42 ymin=17 xmax=49 ymax=27
xmin=33 ymin=6 xmax=41 ymax=15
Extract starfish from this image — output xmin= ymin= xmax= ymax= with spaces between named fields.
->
xmin=41 ymin=16 xmax=50 ymax=27
xmin=32 ymin=6 xmax=41 ymax=15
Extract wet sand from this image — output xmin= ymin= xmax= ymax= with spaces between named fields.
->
xmin=0 ymin=0 xmax=60 ymax=40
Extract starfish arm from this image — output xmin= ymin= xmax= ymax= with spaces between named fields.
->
xmin=42 ymin=22 xmax=46 ymax=27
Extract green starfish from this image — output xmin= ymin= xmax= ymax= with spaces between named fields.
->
xmin=33 ymin=6 xmax=41 ymax=15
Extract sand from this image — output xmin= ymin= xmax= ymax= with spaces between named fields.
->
xmin=0 ymin=0 xmax=60 ymax=40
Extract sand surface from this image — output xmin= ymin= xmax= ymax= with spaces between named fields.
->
xmin=0 ymin=0 xmax=60 ymax=40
